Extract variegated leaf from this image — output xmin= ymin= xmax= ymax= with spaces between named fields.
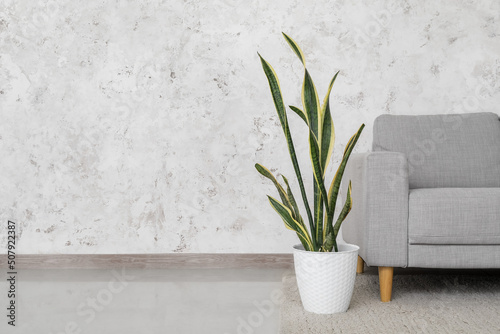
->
xmin=268 ymin=196 xmax=313 ymax=251
xmin=259 ymin=54 xmax=316 ymax=244
xmin=282 ymin=32 xmax=306 ymax=66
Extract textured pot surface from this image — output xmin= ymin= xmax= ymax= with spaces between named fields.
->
xmin=293 ymin=243 xmax=359 ymax=314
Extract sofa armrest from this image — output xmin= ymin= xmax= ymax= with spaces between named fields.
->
xmin=341 ymin=152 xmax=409 ymax=268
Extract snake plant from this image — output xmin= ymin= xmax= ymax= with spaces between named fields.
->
xmin=256 ymin=33 xmax=365 ymax=252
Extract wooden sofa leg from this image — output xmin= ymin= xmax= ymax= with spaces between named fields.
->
xmin=357 ymin=256 xmax=365 ymax=274
xmin=378 ymin=267 xmax=394 ymax=302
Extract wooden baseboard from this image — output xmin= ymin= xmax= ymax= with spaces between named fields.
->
xmin=0 ymin=254 xmax=294 ymax=270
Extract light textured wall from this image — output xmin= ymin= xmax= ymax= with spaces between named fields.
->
xmin=0 ymin=0 xmax=499 ymax=253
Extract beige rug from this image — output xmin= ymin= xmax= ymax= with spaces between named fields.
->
xmin=280 ymin=269 xmax=500 ymax=334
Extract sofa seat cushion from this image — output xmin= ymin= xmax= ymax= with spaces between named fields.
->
xmin=408 ymin=188 xmax=500 ymax=245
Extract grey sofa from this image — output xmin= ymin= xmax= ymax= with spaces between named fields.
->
xmin=342 ymin=112 xmax=500 ymax=302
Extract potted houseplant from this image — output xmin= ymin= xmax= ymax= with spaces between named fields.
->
xmin=256 ymin=33 xmax=365 ymax=314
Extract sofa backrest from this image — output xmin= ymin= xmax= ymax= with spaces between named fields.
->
xmin=373 ymin=112 xmax=500 ymax=189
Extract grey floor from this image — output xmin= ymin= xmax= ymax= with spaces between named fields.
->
xmin=0 ymin=268 xmax=290 ymax=334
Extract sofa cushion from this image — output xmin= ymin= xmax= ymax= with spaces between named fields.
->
xmin=408 ymin=188 xmax=500 ymax=245
xmin=373 ymin=112 xmax=500 ymax=189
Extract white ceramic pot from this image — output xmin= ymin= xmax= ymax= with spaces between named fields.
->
xmin=293 ymin=243 xmax=359 ymax=314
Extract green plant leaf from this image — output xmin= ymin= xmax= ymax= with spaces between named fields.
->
xmin=289 ymin=105 xmax=308 ymax=125
xmin=258 ymin=53 xmax=316 ymax=249
xmin=268 ymin=196 xmax=313 ymax=251
xmin=282 ymin=32 xmax=306 ymax=66
xmin=320 ymin=72 xmax=339 ymax=175
xmin=323 ymin=231 xmax=335 ymax=253
xmin=255 ymin=163 xmax=294 ymax=217
xmin=302 ymin=69 xmax=321 ymax=140
xmin=333 ymin=181 xmax=352 ymax=239
xmin=308 ymin=132 xmax=328 ymax=198
xmin=301 ymin=68 xmax=331 ymax=246
xmin=314 ymin=181 xmax=324 ymax=246
xmin=308 ymin=130 xmax=330 ymax=227
xmin=281 ymin=175 xmax=304 ymax=227
xmin=325 ymin=124 xmax=365 ymax=238
xmin=258 ymin=53 xmax=286 ymax=127
xmin=308 ymin=131 xmax=323 ymax=184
